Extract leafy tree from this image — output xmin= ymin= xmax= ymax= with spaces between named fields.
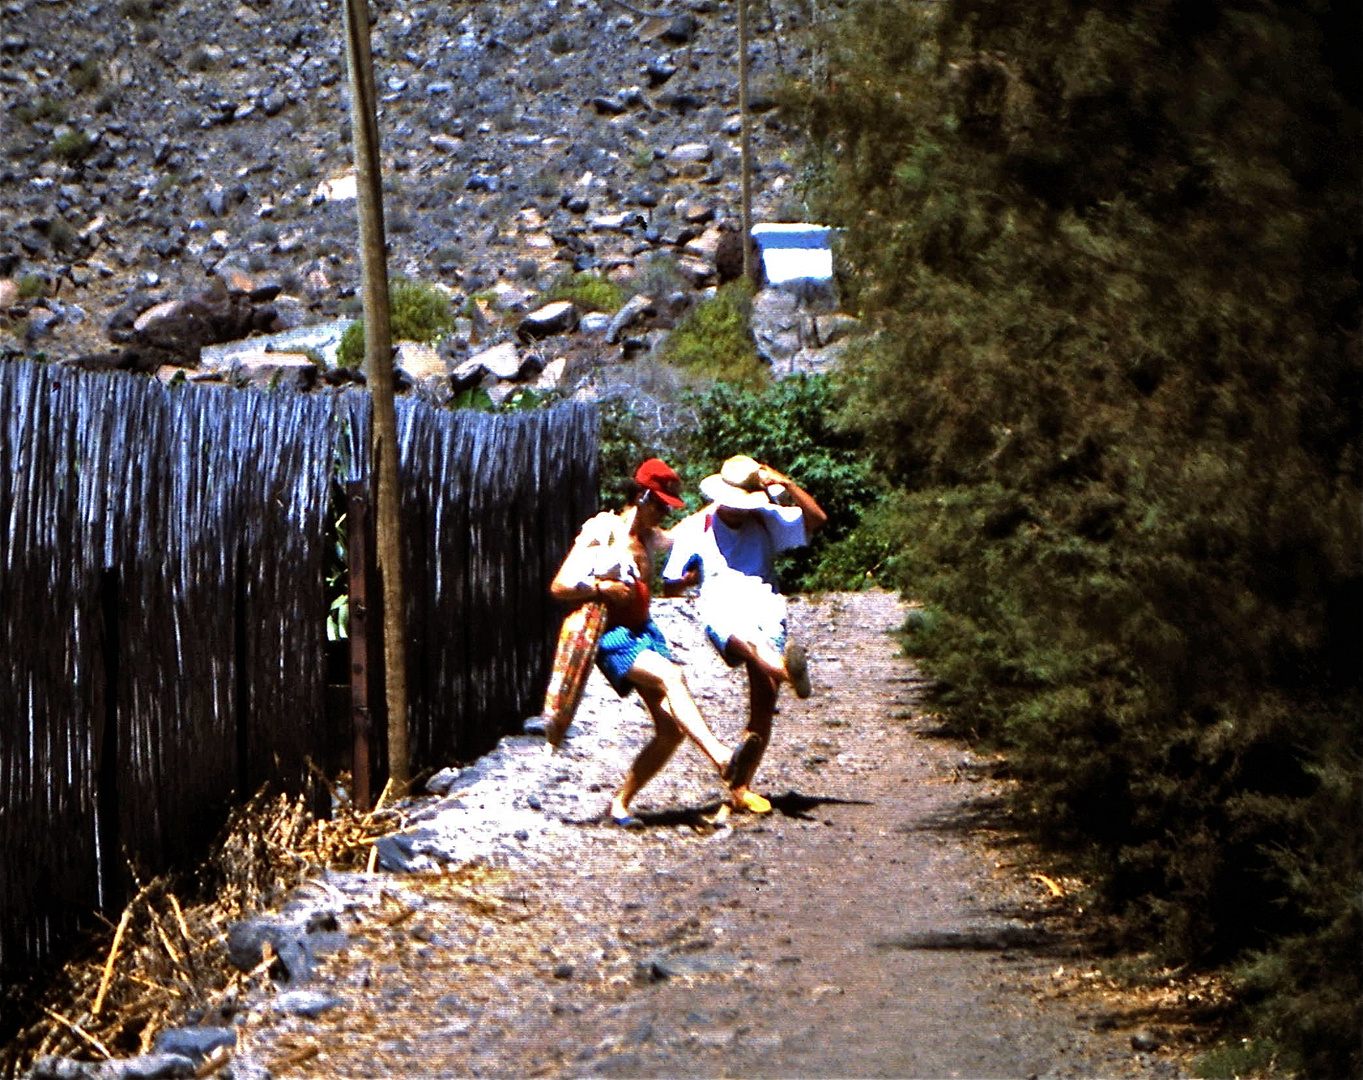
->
xmin=788 ymin=0 xmax=1361 ymax=1071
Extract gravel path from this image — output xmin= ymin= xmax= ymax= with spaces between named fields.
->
xmin=224 ymin=591 xmax=1186 ymax=1078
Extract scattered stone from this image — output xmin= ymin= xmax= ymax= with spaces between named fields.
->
xmin=220 ymin=1056 xmax=270 ymax=1080
xmin=674 ymin=255 xmax=715 ymax=287
xmin=426 ymin=767 xmax=462 ymax=795
xmin=271 ymin=989 xmax=344 ymax=1018
xmin=395 ymin=340 xmax=447 ymax=383
xmin=649 ymin=952 xmax=743 ymax=977
xmin=152 ymin=1027 xmax=235 ymax=1062
xmin=228 ymin=349 xmax=318 ymax=389
xmin=373 ymin=827 xmax=447 ymax=873
xmin=465 ymin=340 xmax=524 ymax=380
xmin=668 ymin=142 xmax=713 ymax=167
xmin=1131 ymin=1029 xmax=1166 ymax=1052
xmin=646 ymin=55 xmax=677 ymax=86
xmin=226 ymin=914 xmax=313 ymax=983
xmin=606 ymin=293 xmax=655 ymax=344
xmin=676 ymin=198 xmax=715 ymax=225
xmin=518 ymin=300 xmax=579 ymax=340
xmin=533 ymin=355 xmax=568 ymax=389
xmin=589 ymin=95 xmax=627 ymax=116
xmin=659 ymin=13 xmax=698 ymax=44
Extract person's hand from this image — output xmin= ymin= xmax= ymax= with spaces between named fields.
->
xmin=758 ymin=463 xmax=788 ymax=487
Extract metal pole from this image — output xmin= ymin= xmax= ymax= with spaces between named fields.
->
xmin=738 ymin=0 xmax=753 ymax=281
xmin=342 ymin=0 xmax=409 ymax=792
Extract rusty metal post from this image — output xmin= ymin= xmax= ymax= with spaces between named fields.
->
xmin=346 ymin=480 xmax=373 ymax=812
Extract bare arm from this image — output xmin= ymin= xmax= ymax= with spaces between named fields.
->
xmin=759 ymin=464 xmax=828 ymax=535
xmin=550 ymin=558 xmax=631 ymax=605
xmin=661 ymin=572 xmax=697 ymax=598
xmin=549 ymin=521 xmax=632 ymax=605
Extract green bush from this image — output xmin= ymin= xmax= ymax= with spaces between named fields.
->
xmin=51 ymin=130 xmax=94 ymax=164
xmin=543 ymin=271 xmax=627 ymax=314
xmin=791 ymin=1 xmax=1362 ymax=1073
xmin=17 ymin=274 xmax=46 ymax=300
xmin=335 ymin=278 xmax=454 ymax=368
xmin=70 ymin=57 xmax=102 ymax=92
xmin=596 ymin=396 xmax=661 ymax=509
xmin=680 ymin=375 xmax=878 ymax=590
xmin=661 ymin=278 xmax=766 ymax=388
xmin=18 ymin=96 xmax=68 ymax=125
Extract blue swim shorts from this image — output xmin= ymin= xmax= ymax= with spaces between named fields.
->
xmin=596 ymin=619 xmax=674 ymax=696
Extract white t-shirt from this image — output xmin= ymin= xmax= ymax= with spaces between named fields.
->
xmin=662 ymin=504 xmax=807 ymax=590
xmin=663 ymin=504 xmax=807 ymax=648
xmin=560 ymin=510 xmax=671 ymax=587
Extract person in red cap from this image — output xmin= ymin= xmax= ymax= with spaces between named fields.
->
xmin=530 ymin=459 xmax=744 ymax=827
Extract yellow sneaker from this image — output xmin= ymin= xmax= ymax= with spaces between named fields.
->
xmin=733 ymin=789 xmax=772 ymax=814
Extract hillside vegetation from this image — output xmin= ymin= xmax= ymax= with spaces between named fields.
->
xmin=784 ymin=1 xmax=1361 ymax=1075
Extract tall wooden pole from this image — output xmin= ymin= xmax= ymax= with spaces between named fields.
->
xmin=738 ymin=0 xmax=753 ymax=281
xmin=342 ymin=0 xmax=409 ymax=791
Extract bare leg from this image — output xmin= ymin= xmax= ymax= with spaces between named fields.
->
xmin=728 ymin=655 xmax=779 ymax=810
xmin=625 ymin=650 xmax=732 ymax=770
xmin=610 ymin=686 xmax=684 ymax=818
xmin=722 ymin=633 xmax=790 ymax=688
xmin=610 ymin=651 xmax=732 ymax=818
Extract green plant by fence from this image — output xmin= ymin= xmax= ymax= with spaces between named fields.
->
xmin=0 ymin=361 xmax=597 ymax=978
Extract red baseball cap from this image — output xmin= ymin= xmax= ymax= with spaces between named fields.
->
xmin=634 ymin=458 xmax=685 ymax=508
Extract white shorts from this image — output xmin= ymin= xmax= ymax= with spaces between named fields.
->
xmin=697 ymin=573 xmax=788 ymax=663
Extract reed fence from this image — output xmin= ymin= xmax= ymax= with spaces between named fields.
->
xmin=0 ymin=361 xmax=597 ymax=977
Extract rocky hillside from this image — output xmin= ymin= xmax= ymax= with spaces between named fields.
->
xmin=0 ymin=0 xmax=844 ymax=396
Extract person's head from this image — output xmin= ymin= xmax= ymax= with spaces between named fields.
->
xmin=700 ymin=456 xmax=772 ymax=527
xmin=627 ymin=458 xmax=685 ymax=522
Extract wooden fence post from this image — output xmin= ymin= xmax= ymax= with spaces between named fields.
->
xmin=347 ymin=480 xmax=374 ymax=812
xmin=342 ymin=0 xmax=410 ymax=794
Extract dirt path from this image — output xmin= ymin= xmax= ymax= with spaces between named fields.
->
xmin=227 ymin=592 xmax=1186 ymax=1078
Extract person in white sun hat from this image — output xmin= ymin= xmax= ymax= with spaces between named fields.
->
xmin=663 ymin=454 xmax=827 ymax=815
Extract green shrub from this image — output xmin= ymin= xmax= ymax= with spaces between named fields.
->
xmin=791 ymin=1 xmax=1362 ymax=1072
xmin=596 ymin=397 xmax=659 ymax=508
xmin=17 ymin=274 xmax=46 ymax=300
xmin=16 ymin=96 xmax=67 ymax=125
xmin=1194 ymin=1037 xmax=1301 ymax=1079
xmin=543 ymin=271 xmax=627 ymax=314
xmin=70 ymin=57 xmax=102 ymax=92
xmin=634 ymin=253 xmax=688 ymax=299
xmin=335 ymin=278 xmax=454 ymax=368
xmin=47 ymin=218 xmax=76 ymax=255
xmin=51 ymin=130 xmax=94 ymax=164
xmin=680 ymin=375 xmax=879 ymax=590
xmin=661 ymin=278 xmax=765 ymax=387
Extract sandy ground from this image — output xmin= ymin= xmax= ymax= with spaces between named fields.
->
xmin=223 ymin=590 xmax=1195 ymax=1079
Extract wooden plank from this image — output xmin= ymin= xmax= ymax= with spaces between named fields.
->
xmin=347 ymin=480 xmax=373 ymax=812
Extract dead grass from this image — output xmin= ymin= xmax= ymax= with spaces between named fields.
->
xmin=0 ymin=781 xmax=410 ymax=1075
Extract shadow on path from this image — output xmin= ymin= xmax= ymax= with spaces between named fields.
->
xmin=563 ymin=789 xmax=873 ymax=830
